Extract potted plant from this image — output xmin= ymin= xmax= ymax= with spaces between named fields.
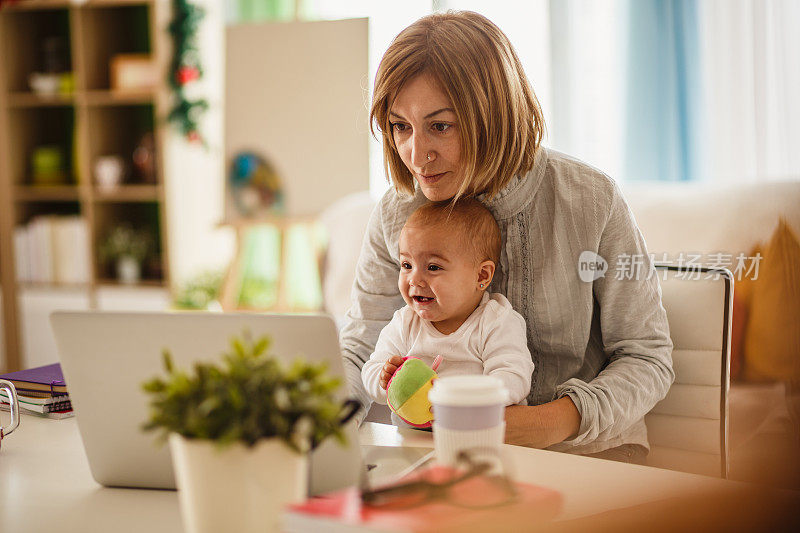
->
xmin=100 ymin=224 xmax=151 ymax=284
xmin=142 ymin=332 xmax=356 ymax=533
xmin=172 ymin=269 xmax=224 ymax=311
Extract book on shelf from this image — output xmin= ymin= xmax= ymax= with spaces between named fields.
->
xmin=14 ymin=215 xmax=90 ymax=284
xmin=0 ymin=362 xmax=68 ymax=395
xmin=53 ymin=216 xmax=90 ymax=284
xmin=283 ymin=465 xmax=563 ymax=532
xmin=28 ymin=216 xmax=53 ymax=283
xmin=14 ymin=225 xmax=30 ymax=283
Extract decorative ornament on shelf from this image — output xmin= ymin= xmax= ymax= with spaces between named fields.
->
xmin=31 ymin=145 xmax=67 ymax=186
xmin=168 ymin=0 xmax=208 ymax=145
xmin=132 ymin=132 xmax=157 ymax=184
xmin=111 ymin=54 xmax=158 ymax=92
xmin=100 ymin=224 xmax=152 ymax=285
xmin=29 ymin=36 xmax=73 ymax=97
xmin=175 ymin=65 xmax=200 ymax=85
xmin=94 ymin=155 xmax=126 ymax=191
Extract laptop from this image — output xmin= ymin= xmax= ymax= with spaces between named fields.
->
xmin=50 ymin=311 xmax=369 ymax=495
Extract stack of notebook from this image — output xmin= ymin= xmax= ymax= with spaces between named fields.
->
xmin=0 ymin=363 xmax=73 ymax=419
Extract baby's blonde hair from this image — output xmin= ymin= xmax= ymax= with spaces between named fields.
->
xmin=405 ymin=199 xmax=501 ymax=266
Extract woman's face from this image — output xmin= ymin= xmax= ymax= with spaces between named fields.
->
xmin=389 ymin=74 xmax=464 ymax=201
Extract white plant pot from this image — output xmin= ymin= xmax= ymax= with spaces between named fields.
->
xmin=168 ymin=434 xmax=308 ymax=533
xmin=116 ymin=255 xmax=140 ymax=284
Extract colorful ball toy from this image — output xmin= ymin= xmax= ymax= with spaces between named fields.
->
xmin=386 ymin=355 xmax=442 ymax=428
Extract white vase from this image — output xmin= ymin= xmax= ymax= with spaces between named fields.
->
xmin=168 ymin=434 xmax=308 ymax=533
xmin=94 ymin=155 xmax=125 ymax=191
xmin=116 ymin=255 xmax=140 ymax=284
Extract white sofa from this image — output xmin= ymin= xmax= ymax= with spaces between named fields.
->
xmin=320 ymin=180 xmax=800 ymax=485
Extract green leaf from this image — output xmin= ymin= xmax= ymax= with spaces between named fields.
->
xmin=253 ymin=337 xmax=269 ymax=356
xmin=141 ymin=329 xmax=348 ymax=451
xmin=162 ymin=349 xmax=174 ymax=373
xmin=232 ymin=338 xmax=245 ymax=358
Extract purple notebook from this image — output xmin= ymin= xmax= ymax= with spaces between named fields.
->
xmin=0 ymin=363 xmax=67 ymax=394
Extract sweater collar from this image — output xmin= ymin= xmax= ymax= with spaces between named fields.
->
xmin=478 ymin=146 xmax=548 ymax=220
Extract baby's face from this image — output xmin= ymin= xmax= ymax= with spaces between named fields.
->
xmin=398 ymin=223 xmax=483 ymax=334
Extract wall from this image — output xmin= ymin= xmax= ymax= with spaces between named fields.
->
xmin=164 ymin=0 xmax=235 ymax=288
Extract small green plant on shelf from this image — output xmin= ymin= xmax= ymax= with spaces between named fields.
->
xmin=100 ymin=224 xmax=152 ymax=284
xmin=173 ymin=270 xmax=224 ymax=310
xmin=141 ymin=332 xmax=351 ymax=452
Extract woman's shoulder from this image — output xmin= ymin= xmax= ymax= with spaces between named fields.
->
xmin=543 ymin=148 xmax=618 ymax=199
xmin=533 ymin=148 xmax=624 ymax=226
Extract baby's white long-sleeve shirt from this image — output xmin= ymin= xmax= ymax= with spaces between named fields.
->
xmin=361 ymin=292 xmax=534 ymax=406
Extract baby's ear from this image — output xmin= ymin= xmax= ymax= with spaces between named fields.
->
xmin=477 ymin=260 xmax=495 ymax=289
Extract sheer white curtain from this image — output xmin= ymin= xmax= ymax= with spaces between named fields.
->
xmin=448 ymin=0 xmax=628 ymax=181
xmin=699 ymin=0 xmax=800 ymax=184
xmin=447 ymin=0 xmax=800 ymax=185
xmin=546 ymin=0 xmax=628 ymax=181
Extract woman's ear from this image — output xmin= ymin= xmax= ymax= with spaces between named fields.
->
xmin=477 ymin=260 xmax=495 ymax=290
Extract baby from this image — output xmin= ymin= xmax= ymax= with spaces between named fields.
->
xmin=361 ymin=198 xmax=533 ymax=415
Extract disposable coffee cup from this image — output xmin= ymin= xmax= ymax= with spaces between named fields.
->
xmin=428 ymin=375 xmax=509 ymax=465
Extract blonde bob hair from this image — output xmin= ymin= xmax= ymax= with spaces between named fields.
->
xmin=370 ymin=11 xmax=545 ymax=200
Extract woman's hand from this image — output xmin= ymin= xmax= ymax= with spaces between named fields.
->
xmin=504 ymin=397 xmax=582 ymax=449
xmin=379 ymin=355 xmax=405 ymax=390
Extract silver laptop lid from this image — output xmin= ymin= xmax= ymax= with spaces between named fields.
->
xmin=50 ymin=311 xmax=362 ymax=495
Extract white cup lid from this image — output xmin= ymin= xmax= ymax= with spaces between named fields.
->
xmin=428 ymin=375 xmax=509 ymax=406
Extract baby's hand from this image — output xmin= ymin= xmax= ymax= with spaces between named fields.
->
xmin=379 ymin=355 xmax=405 ymax=390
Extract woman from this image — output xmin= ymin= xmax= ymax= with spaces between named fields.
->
xmin=340 ymin=11 xmax=673 ymax=462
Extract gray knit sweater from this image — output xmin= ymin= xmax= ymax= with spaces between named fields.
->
xmin=340 ymin=147 xmax=674 ymax=455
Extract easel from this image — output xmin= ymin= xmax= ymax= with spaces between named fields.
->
xmin=218 ymin=215 xmax=321 ymax=312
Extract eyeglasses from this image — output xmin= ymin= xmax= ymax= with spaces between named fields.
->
xmin=361 ymin=448 xmax=518 ymax=510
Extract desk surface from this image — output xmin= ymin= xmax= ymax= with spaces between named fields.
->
xmin=0 ymin=416 xmax=764 ymax=532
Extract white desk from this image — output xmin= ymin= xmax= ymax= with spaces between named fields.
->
xmin=359 ymin=423 xmax=751 ymax=520
xmin=0 ymin=416 xmax=771 ymax=532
